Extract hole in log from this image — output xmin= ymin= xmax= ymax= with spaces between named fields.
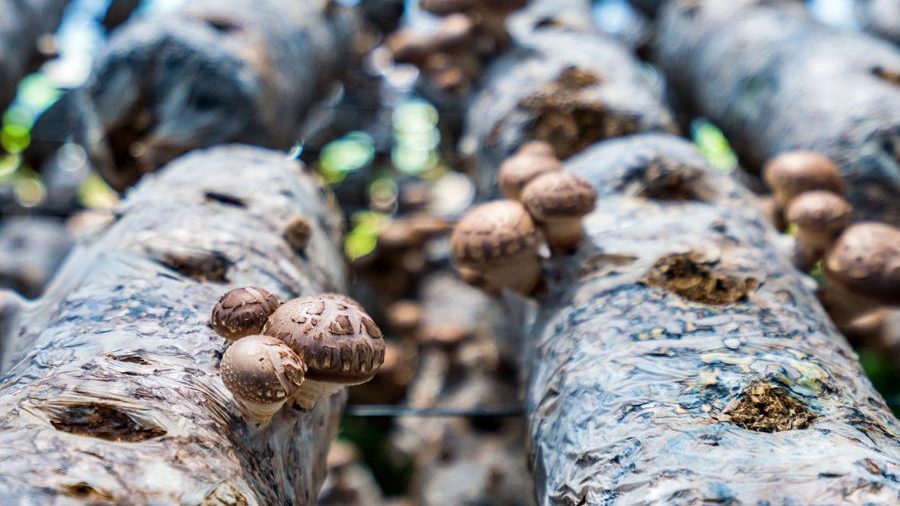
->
xmin=643 ymin=251 xmax=757 ymax=305
xmin=578 ymin=253 xmax=638 ymax=278
xmin=871 ymin=66 xmax=900 ymax=86
xmin=201 ymin=16 xmax=241 ymax=34
xmin=49 ymin=403 xmax=166 ymax=442
xmin=109 ymin=354 xmax=151 ymax=365
xmin=725 ymin=382 xmax=816 ymax=432
xmin=152 ymin=248 xmax=231 ymax=283
xmin=62 ymin=482 xmax=112 ymax=500
xmin=204 ymin=191 xmax=247 ymax=208
xmin=534 ymin=16 xmax=561 ymax=29
xmin=202 ymin=483 xmax=249 ymax=505
xmin=623 ymin=155 xmax=713 ymax=201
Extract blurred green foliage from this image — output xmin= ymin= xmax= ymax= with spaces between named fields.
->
xmin=345 ymin=210 xmax=389 ymax=261
xmin=692 ymin=119 xmax=738 ymax=173
xmin=319 ymin=131 xmax=376 ymax=185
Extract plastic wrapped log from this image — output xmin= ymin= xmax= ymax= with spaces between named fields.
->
xmin=655 ymin=0 xmax=900 ymax=225
xmin=0 ymin=145 xmax=348 ymax=504
xmin=461 ymin=26 xmax=677 ymax=194
xmin=0 ymin=0 xmax=68 ymax=112
xmin=80 ymin=0 xmax=356 ymax=191
xmin=525 ymin=133 xmax=900 ymax=504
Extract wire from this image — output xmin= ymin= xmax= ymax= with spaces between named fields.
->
xmin=343 ymin=404 xmax=525 ymax=418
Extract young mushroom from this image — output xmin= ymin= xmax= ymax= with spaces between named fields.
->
xmin=283 ymin=215 xmax=313 ymax=254
xmin=210 ymin=287 xmax=283 ymax=342
xmin=784 ymin=191 xmax=853 ymax=271
xmin=262 ymin=294 xmax=386 ymax=410
xmin=762 ymin=151 xmax=845 ymax=229
xmin=450 ymin=200 xmax=542 ymax=295
xmin=821 ymin=222 xmax=900 ymax=335
xmin=498 ymin=141 xmax=563 ymax=200
xmin=521 ymin=171 xmax=597 ymax=254
xmin=220 ymin=335 xmax=306 ymax=426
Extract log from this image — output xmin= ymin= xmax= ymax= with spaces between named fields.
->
xmin=461 ymin=25 xmax=677 ymax=195
xmin=524 ymin=133 xmax=900 ymax=503
xmin=0 ymin=0 xmax=68 ymax=112
xmin=79 ymin=0 xmax=357 ymax=190
xmin=0 ymin=145 xmax=348 ymax=504
xmin=854 ymin=0 xmax=900 ymax=44
xmin=0 ymin=217 xmax=72 ymax=297
xmin=654 ymin=0 xmax=900 ymax=225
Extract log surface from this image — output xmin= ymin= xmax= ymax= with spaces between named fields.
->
xmin=0 ymin=145 xmax=347 ymax=504
xmin=526 ymin=133 xmax=900 ymax=504
xmin=655 ymin=0 xmax=900 ymax=224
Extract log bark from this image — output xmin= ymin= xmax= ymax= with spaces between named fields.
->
xmin=0 ymin=0 xmax=68 ymax=112
xmin=79 ymin=0 xmax=357 ymax=191
xmin=0 ymin=145 xmax=348 ymax=504
xmin=0 ymin=217 xmax=72 ymax=297
xmin=654 ymin=0 xmax=900 ymax=225
xmin=523 ymin=133 xmax=900 ymax=503
xmin=855 ymin=0 xmax=900 ymax=44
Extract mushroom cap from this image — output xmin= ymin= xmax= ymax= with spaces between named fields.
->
xmin=220 ymin=335 xmax=306 ymax=404
xmin=387 ymin=300 xmax=423 ymax=333
xmin=211 ymin=287 xmax=283 ymax=341
xmin=378 ymin=220 xmax=426 ymax=251
xmin=387 ymin=30 xmax=435 ymax=65
xmin=785 ymin=191 xmax=852 ymax=231
xmin=263 ymin=294 xmax=386 ymax=384
xmin=283 ymin=215 xmax=312 ymax=252
xmin=824 ymin=223 xmax=900 ymax=305
xmin=434 ymin=14 xmax=475 ymax=50
xmin=521 ymin=171 xmax=598 ymax=221
xmin=450 ymin=200 xmax=540 ymax=266
xmin=498 ymin=148 xmax=563 ymax=200
xmin=763 ymin=151 xmax=845 ymax=197
xmin=420 ymin=0 xmax=477 ymax=15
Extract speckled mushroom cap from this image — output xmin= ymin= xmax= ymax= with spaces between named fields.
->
xmin=763 ymin=151 xmax=845 ymax=197
xmin=262 ymin=294 xmax=386 ymax=384
xmin=450 ymin=200 xmax=540 ymax=266
xmin=211 ymin=287 xmax=283 ymax=341
xmin=785 ymin=191 xmax=852 ymax=231
xmin=521 ymin=171 xmax=598 ymax=221
xmin=498 ymin=146 xmax=563 ymax=200
xmin=824 ymin=223 xmax=900 ymax=305
xmin=220 ymin=335 xmax=306 ymax=404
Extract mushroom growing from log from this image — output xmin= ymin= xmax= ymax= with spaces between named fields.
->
xmin=763 ymin=151 xmax=845 ymax=229
xmin=498 ymin=141 xmax=563 ymax=200
xmin=521 ymin=171 xmax=597 ymax=254
xmin=263 ymin=294 xmax=386 ymax=410
xmin=784 ymin=191 xmax=853 ymax=272
xmin=822 ymin=222 xmax=900 ymax=335
xmin=220 ymin=335 xmax=307 ymax=426
xmin=210 ymin=287 xmax=283 ymax=342
xmin=450 ymin=200 xmax=542 ymax=294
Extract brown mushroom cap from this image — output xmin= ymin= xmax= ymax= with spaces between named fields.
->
xmin=498 ymin=147 xmax=563 ymax=200
xmin=283 ymin=215 xmax=312 ymax=253
xmin=785 ymin=191 xmax=852 ymax=232
xmin=763 ymin=152 xmax=845 ymax=199
xmin=263 ymin=294 xmax=386 ymax=384
xmin=387 ymin=29 xmax=436 ymax=65
xmin=387 ymin=300 xmax=423 ymax=334
xmin=434 ymin=14 xmax=475 ymax=51
xmin=220 ymin=335 xmax=306 ymax=404
xmin=450 ymin=200 xmax=540 ymax=266
xmin=211 ymin=287 xmax=283 ymax=341
xmin=521 ymin=171 xmax=597 ymax=222
xmin=378 ymin=220 xmax=426 ymax=251
xmin=420 ymin=0 xmax=477 ymax=15
xmin=824 ymin=223 xmax=900 ymax=305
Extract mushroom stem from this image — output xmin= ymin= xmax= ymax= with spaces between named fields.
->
xmin=792 ymin=228 xmax=831 ymax=272
xmin=292 ymin=380 xmax=345 ymax=411
xmin=821 ymin=277 xmax=884 ymax=335
xmin=480 ymin=251 xmax=542 ymax=295
xmin=234 ymin=398 xmax=288 ymax=426
xmin=538 ymin=218 xmax=585 ymax=255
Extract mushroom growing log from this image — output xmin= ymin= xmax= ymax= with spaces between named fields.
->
xmin=78 ymin=0 xmax=357 ymax=190
xmin=524 ymin=134 xmax=900 ymax=503
xmin=0 ymin=145 xmax=348 ymax=504
xmin=0 ymin=0 xmax=69 ymax=112
xmin=654 ymin=0 xmax=900 ymax=225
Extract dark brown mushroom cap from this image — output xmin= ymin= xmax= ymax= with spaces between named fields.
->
xmin=211 ymin=287 xmax=283 ymax=341
xmin=283 ymin=215 xmax=312 ymax=252
xmin=378 ymin=220 xmax=427 ymax=251
xmin=824 ymin=223 xmax=900 ymax=305
xmin=498 ymin=148 xmax=563 ymax=199
xmin=262 ymin=294 xmax=386 ymax=384
xmin=763 ymin=151 xmax=845 ymax=197
xmin=450 ymin=200 xmax=540 ymax=266
xmin=220 ymin=335 xmax=306 ymax=404
xmin=387 ymin=29 xmax=436 ymax=65
xmin=521 ymin=171 xmax=598 ymax=221
xmin=785 ymin=191 xmax=852 ymax=231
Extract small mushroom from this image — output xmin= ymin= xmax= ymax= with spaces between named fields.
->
xmin=498 ymin=141 xmax=563 ymax=200
xmin=521 ymin=171 xmax=597 ymax=254
xmin=762 ymin=151 xmax=845 ymax=229
xmin=784 ymin=191 xmax=853 ymax=271
xmin=263 ymin=294 xmax=386 ymax=410
xmin=283 ymin=215 xmax=313 ymax=254
xmin=822 ymin=222 xmax=900 ymax=335
xmin=450 ymin=200 xmax=542 ymax=294
xmin=211 ymin=287 xmax=283 ymax=342
xmin=220 ymin=335 xmax=306 ymax=426
xmin=386 ymin=300 xmax=423 ymax=339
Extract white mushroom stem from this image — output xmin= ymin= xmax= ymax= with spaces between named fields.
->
xmin=538 ymin=217 xmax=585 ymax=254
xmin=292 ymin=380 xmax=346 ymax=410
xmin=234 ymin=397 xmax=289 ymax=426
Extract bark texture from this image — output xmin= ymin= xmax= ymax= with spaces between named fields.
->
xmin=655 ymin=0 xmax=900 ymax=225
xmin=0 ymin=217 xmax=72 ymax=297
xmin=526 ymin=133 xmax=900 ymax=504
xmin=855 ymin=0 xmax=900 ymax=44
xmin=80 ymin=0 xmax=356 ymax=190
xmin=0 ymin=0 xmax=68 ymax=112
xmin=0 ymin=145 xmax=348 ymax=504
xmin=462 ymin=25 xmax=676 ymax=195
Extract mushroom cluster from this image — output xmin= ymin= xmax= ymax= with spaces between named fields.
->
xmin=450 ymin=142 xmax=597 ymax=295
xmin=211 ymin=288 xmax=385 ymax=425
